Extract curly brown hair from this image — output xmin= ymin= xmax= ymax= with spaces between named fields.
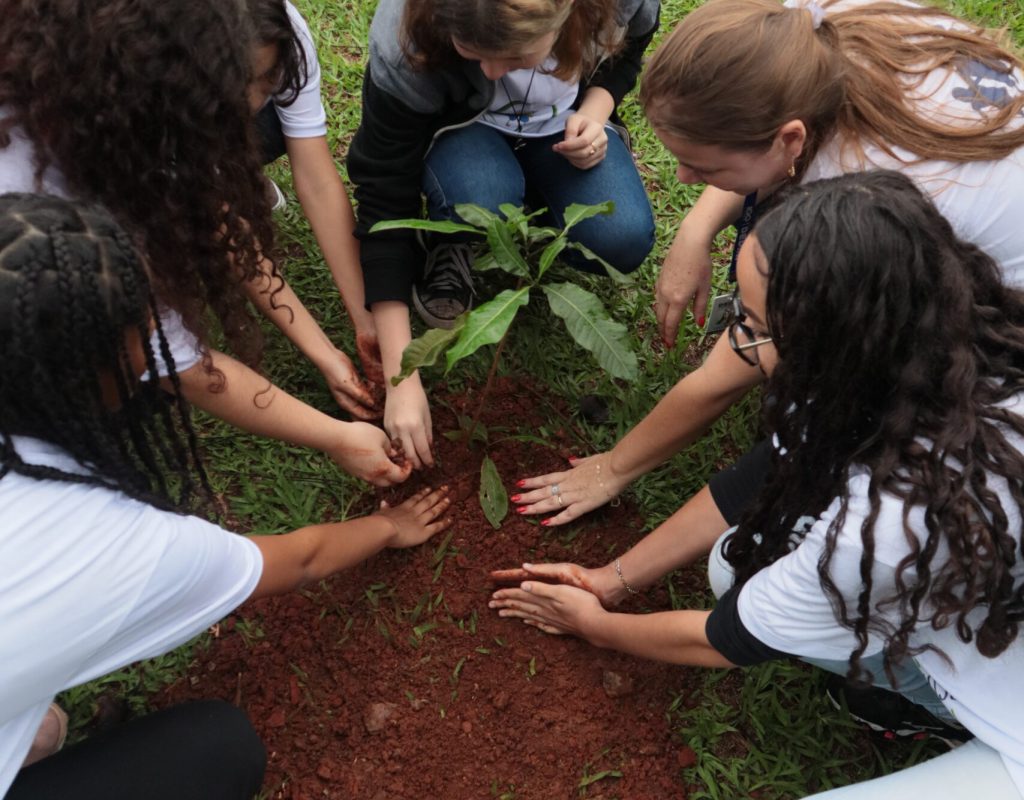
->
xmin=0 ymin=0 xmax=280 ymax=369
xmin=726 ymin=171 xmax=1024 ymax=684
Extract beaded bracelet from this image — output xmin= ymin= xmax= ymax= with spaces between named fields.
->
xmin=614 ymin=558 xmax=641 ymax=595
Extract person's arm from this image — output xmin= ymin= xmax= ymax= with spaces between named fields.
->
xmin=656 ymin=186 xmax=746 ymax=346
xmin=242 ymin=257 xmax=379 ymax=419
xmin=490 ymin=580 xmax=732 ymax=667
xmin=286 ymin=134 xmax=383 ymax=387
xmin=374 ymin=300 xmax=434 ymax=469
xmin=498 ymin=483 xmax=728 ymax=604
xmin=250 ymin=486 xmax=449 ymax=598
xmin=515 ymin=332 xmax=763 ymax=523
xmin=166 ymin=350 xmax=410 ymax=485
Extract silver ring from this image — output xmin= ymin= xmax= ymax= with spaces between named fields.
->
xmin=550 ymin=484 xmax=561 ymax=496
xmin=556 ymin=494 xmax=564 ymax=506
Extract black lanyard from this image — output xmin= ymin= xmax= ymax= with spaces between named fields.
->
xmin=728 ymin=191 xmax=758 ymax=282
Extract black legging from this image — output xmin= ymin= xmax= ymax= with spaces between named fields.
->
xmin=7 ymin=701 xmax=265 ymax=800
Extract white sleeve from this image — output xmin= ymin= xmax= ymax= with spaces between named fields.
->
xmin=736 ymin=476 xmax=890 ymax=662
xmin=275 ymin=2 xmax=328 ymax=139
xmin=148 ymin=306 xmax=203 ymax=378
xmin=66 ymin=513 xmax=263 ymax=686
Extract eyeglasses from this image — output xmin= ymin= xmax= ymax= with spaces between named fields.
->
xmin=727 ymin=290 xmax=774 ymax=367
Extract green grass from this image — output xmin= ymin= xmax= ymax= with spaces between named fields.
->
xmin=58 ymin=0 xmax=1022 ymax=796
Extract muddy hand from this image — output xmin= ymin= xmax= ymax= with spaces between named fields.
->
xmin=321 ymin=349 xmax=381 ymax=420
xmin=489 ymin=581 xmax=605 ymax=638
xmin=326 ymin=421 xmax=412 ymax=486
xmin=379 ymin=486 xmax=452 ymax=548
xmin=511 ymin=452 xmax=625 ymax=526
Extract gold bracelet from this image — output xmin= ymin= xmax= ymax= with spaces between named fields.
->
xmin=614 ymin=558 xmax=640 ymax=595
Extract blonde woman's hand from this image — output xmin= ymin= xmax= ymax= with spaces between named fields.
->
xmin=655 ymin=230 xmax=714 ymax=348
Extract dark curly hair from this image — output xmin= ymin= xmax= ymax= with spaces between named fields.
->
xmin=0 ymin=192 xmax=209 ymax=513
xmin=724 ymin=170 xmax=1024 ymax=684
xmin=249 ymin=0 xmax=309 ymax=107
xmin=0 ymin=0 xmax=280 ymax=371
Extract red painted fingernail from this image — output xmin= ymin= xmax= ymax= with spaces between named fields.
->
xmin=540 ymin=519 xmax=550 ymax=527
xmin=516 ymin=479 xmax=527 ymax=488
xmin=698 ymin=316 xmax=706 ymax=328
xmin=510 ymin=494 xmax=522 ymax=503
xmin=517 ymin=506 xmax=527 ymax=514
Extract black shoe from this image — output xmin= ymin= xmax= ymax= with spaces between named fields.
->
xmin=413 ymin=243 xmax=475 ymax=329
xmin=825 ymin=674 xmax=973 ymax=747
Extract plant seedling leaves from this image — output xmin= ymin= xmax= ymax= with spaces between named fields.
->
xmin=479 ymin=455 xmax=508 ymax=529
xmin=473 ymin=251 xmax=501 ymax=272
xmin=453 ymin=203 xmax=499 ymax=230
xmin=561 ymin=200 xmax=614 ymax=232
xmin=370 ymin=218 xmax=480 ymax=236
xmin=485 ymin=220 xmax=531 ymax=277
xmin=444 ymin=288 xmax=529 ymax=370
xmin=542 ymin=282 xmax=638 ymax=381
xmin=567 ymin=241 xmax=632 ymax=285
xmin=526 ymin=224 xmax=559 ymax=245
xmin=537 ymin=237 xmax=568 ymax=279
xmin=391 ymin=314 xmax=468 ymax=384
xmin=498 ymin=204 xmax=545 ymax=239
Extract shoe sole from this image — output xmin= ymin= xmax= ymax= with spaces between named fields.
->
xmin=412 ymin=285 xmax=463 ymax=330
xmin=826 ymin=690 xmax=967 ymax=748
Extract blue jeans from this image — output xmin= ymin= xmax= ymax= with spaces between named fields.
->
xmin=423 ymin=123 xmax=655 ymax=274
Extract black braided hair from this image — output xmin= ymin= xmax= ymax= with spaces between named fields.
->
xmin=724 ymin=170 xmax=1024 ymax=683
xmin=0 ymin=193 xmax=210 ymax=513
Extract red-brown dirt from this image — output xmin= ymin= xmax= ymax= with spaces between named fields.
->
xmin=157 ymin=378 xmax=707 ymax=799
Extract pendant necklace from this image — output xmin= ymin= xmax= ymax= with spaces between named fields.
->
xmin=500 ymin=68 xmax=537 ymax=151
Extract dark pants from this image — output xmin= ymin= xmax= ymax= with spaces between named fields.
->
xmin=7 ymin=701 xmax=266 ymax=800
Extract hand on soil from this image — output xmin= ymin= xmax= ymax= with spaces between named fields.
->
xmin=384 ymin=376 xmax=435 ymax=469
xmin=491 ymin=562 xmax=622 ymax=607
xmin=355 ymin=328 xmax=386 ymax=389
xmin=489 ymin=580 xmax=604 ymax=638
xmin=378 ymin=486 xmax=451 ymax=548
xmin=326 ymin=422 xmax=413 ymax=486
xmin=320 ymin=348 xmax=382 ymax=420
xmin=512 ymin=452 xmax=625 ymax=525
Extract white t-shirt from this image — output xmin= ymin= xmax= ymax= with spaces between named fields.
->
xmin=480 ymin=59 xmax=579 ymax=138
xmin=735 ymin=398 xmax=1024 ymax=794
xmin=269 ymin=2 xmax=329 ymax=139
xmin=0 ymin=437 xmax=263 ymax=796
xmin=804 ymin=0 xmax=1024 ymax=286
xmin=0 ymin=110 xmax=203 ymax=376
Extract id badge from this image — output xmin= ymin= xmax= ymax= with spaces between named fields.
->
xmin=704 ymin=294 xmax=733 ymax=335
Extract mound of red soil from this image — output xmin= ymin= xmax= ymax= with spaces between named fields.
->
xmin=157 ymin=378 xmax=703 ymax=799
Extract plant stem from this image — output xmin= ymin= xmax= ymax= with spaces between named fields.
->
xmin=465 ymin=329 xmax=511 ymax=447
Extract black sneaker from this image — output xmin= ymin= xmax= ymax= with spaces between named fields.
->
xmin=413 ymin=243 xmax=475 ymax=329
xmin=825 ymin=674 xmax=973 ymax=748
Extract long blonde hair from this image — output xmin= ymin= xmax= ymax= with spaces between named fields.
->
xmin=640 ymin=0 xmax=1024 ymax=172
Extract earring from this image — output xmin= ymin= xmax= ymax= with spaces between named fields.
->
xmin=787 ymin=164 xmax=797 ymax=179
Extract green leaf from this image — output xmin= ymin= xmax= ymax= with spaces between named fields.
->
xmin=542 ymin=283 xmax=638 ymax=381
xmin=473 ymin=251 xmax=501 ymax=272
xmin=485 ymin=220 xmax=531 ymax=277
xmin=537 ymin=238 xmax=568 ymax=279
xmin=444 ymin=288 xmax=530 ymax=370
xmin=566 ymin=241 xmax=632 ymax=285
xmin=578 ymin=770 xmax=623 ymax=788
xmin=453 ymin=203 xmax=499 ymax=230
xmin=479 ymin=456 xmax=508 ymax=529
xmin=370 ymin=218 xmax=480 ymax=236
xmin=561 ymin=200 xmax=614 ymax=232
xmin=498 ymin=204 xmax=544 ymax=239
xmin=391 ymin=314 xmax=468 ymax=385
xmin=526 ymin=224 xmax=559 ymax=244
